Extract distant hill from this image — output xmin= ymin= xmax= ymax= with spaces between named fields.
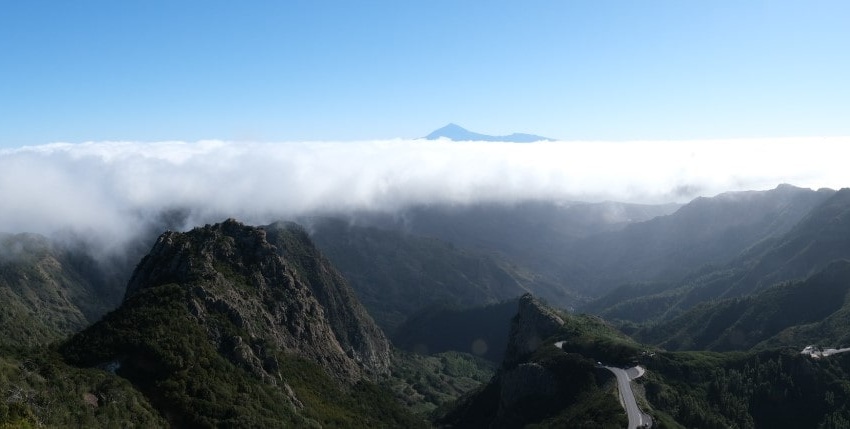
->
xmin=305 ymin=217 xmax=532 ymax=334
xmin=574 ymin=184 xmax=835 ymax=297
xmin=634 ymin=260 xmax=850 ymax=351
xmin=424 ymin=123 xmax=553 ymax=142
xmin=0 ymin=232 xmax=130 ymax=348
xmin=588 ymin=186 xmax=850 ymax=323
xmin=325 ymin=200 xmax=679 ymax=309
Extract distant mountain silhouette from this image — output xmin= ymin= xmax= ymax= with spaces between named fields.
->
xmin=424 ymin=123 xmax=553 ymax=142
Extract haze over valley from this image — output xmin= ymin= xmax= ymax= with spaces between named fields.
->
xmin=3 ymin=1 xmax=850 ymax=427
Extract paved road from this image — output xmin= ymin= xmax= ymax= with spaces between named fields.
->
xmin=554 ymin=341 xmax=649 ymax=428
xmin=605 ymin=366 xmax=645 ymax=429
xmin=801 ymin=345 xmax=850 ymax=358
xmin=822 ymin=347 xmax=850 ymax=357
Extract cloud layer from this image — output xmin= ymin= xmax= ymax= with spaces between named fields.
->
xmin=1 ymin=137 xmax=848 ymax=251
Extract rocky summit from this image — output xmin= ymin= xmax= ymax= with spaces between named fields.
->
xmin=60 ymin=219 xmax=408 ymax=427
xmin=121 ymin=219 xmax=390 ymax=381
xmin=503 ymin=293 xmax=565 ymax=367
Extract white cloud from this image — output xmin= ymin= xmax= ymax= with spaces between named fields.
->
xmin=1 ymin=137 xmax=848 ymax=252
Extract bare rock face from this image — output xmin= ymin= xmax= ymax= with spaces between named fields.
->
xmin=124 ymin=219 xmax=390 ymax=382
xmin=499 ymin=362 xmax=559 ymax=408
xmin=503 ymin=293 xmax=564 ymax=367
xmin=263 ymin=222 xmax=392 ymax=376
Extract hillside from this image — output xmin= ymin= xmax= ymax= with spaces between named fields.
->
xmin=576 ymin=184 xmax=834 ymax=297
xmin=634 ymin=260 xmax=850 ymax=351
xmin=0 ymin=349 xmax=167 ymax=427
xmin=305 ymin=218 xmax=532 ymax=333
xmin=643 ymin=349 xmax=850 ymax=428
xmin=0 ymin=233 xmax=125 ymax=348
xmin=589 ymin=187 xmax=850 ymax=323
xmin=726 ymin=187 xmax=850 ymax=296
xmin=327 ymin=199 xmax=678 ymax=308
xmin=331 ymin=186 xmax=825 ymax=307
xmin=0 ymin=209 xmax=200 ymax=350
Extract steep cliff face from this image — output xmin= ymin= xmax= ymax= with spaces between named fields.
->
xmin=121 ymin=219 xmax=389 ymax=381
xmin=503 ymin=294 xmax=564 ymax=368
xmin=263 ymin=221 xmax=391 ymax=376
xmin=493 ymin=294 xmax=567 ymax=425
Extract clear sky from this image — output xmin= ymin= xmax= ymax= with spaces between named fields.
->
xmin=1 ymin=0 xmax=849 ymax=146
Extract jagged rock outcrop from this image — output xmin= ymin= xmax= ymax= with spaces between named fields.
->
xmin=121 ymin=219 xmax=390 ymax=381
xmin=436 ymin=294 xmax=613 ymax=428
xmin=503 ymin=293 xmax=564 ymax=367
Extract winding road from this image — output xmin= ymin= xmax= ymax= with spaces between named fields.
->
xmin=554 ymin=341 xmax=650 ymax=428
xmin=604 ymin=365 xmax=649 ymax=429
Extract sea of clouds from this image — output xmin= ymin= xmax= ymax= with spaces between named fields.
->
xmin=1 ymin=137 xmax=848 ymax=253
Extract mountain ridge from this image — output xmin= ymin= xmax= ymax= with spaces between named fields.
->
xmin=588 ymin=186 xmax=850 ymax=324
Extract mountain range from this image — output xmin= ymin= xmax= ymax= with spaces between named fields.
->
xmin=3 ymin=184 xmax=850 ymax=427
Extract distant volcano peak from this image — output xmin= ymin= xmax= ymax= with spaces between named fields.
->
xmin=424 ymin=123 xmax=553 ymax=143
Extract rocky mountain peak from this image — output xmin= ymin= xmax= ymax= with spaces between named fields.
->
xmin=503 ymin=294 xmax=564 ymax=367
xmin=112 ymin=219 xmax=390 ymax=383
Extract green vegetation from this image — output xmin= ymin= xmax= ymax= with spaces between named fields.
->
xmin=525 ymin=389 xmax=627 ymax=429
xmin=0 ymin=232 xmax=130 ymax=350
xmin=0 ymin=234 xmax=89 ymax=349
xmin=5 ymin=186 xmax=850 ymax=428
xmin=642 ymin=349 xmax=850 ymax=428
xmin=62 ymin=283 xmax=305 ymax=427
xmin=634 ymin=260 xmax=850 ymax=351
xmin=53 ymin=219 xmax=425 ymax=427
xmin=436 ymin=299 xmax=641 ymax=428
xmin=436 ymin=344 xmax=625 ymax=428
xmin=0 ymin=347 xmax=164 ymax=428
xmin=384 ymin=350 xmax=495 ymax=416
xmin=60 ymin=282 xmax=423 ymax=428
xmin=549 ymin=312 xmax=644 ymax=365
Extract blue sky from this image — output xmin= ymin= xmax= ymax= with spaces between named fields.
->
xmin=1 ymin=0 xmax=849 ymax=146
